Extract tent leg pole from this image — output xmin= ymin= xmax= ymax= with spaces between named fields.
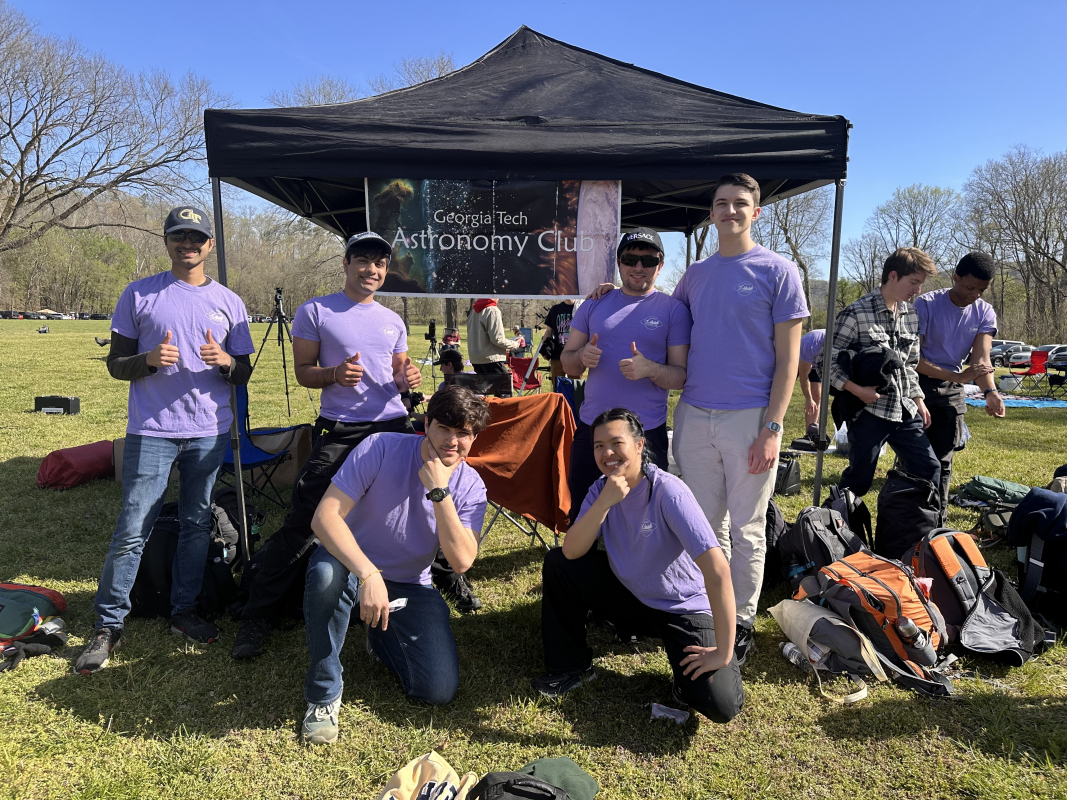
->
xmin=685 ymin=229 xmax=693 ymax=267
xmin=212 ymin=177 xmax=251 ymax=560
xmin=813 ymin=179 xmax=846 ymax=507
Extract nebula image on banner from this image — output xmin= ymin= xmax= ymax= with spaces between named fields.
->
xmin=366 ymin=178 xmax=620 ymax=298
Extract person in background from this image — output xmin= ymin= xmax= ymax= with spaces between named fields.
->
xmin=543 ymin=299 xmax=575 ymax=382
xmin=75 ymin=206 xmax=255 ymax=675
xmin=915 ymin=252 xmax=1004 ymax=522
xmin=301 ymin=387 xmax=489 ymax=744
xmin=466 ymin=298 xmax=518 ymax=374
xmin=534 ymin=408 xmax=743 ymax=724
xmin=435 ymin=348 xmax=467 ymax=392
xmin=829 ymin=247 xmax=940 ymax=499
xmin=442 ymin=328 xmax=461 ymax=347
xmin=798 ymin=328 xmax=826 ymax=438
xmin=670 ymin=174 xmax=808 ymax=666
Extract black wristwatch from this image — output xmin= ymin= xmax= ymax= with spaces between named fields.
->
xmin=426 ymin=487 xmax=451 ymax=503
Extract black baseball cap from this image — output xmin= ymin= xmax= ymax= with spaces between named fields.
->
xmin=617 ymin=227 xmax=664 ymax=257
xmin=434 ymin=349 xmax=464 ymax=369
xmin=164 ymin=206 xmax=213 ymax=237
xmin=345 ymin=231 xmax=392 ymax=259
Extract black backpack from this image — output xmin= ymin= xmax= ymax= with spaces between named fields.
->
xmin=774 ymin=455 xmax=801 ymax=496
xmin=470 ymin=773 xmax=569 ymax=800
xmin=763 ymin=499 xmax=790 ymax=589
xmin=822 ymin=485 xmax=873 ymax=548
xmin=1006 ymin=487 xmax=1067 ymax=623
xmin=875 ymin=469 xmax=939 ymax=560
xmin=777 ymin=506 xmax=868 ymax=591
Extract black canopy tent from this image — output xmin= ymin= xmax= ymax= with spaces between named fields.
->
xmin=204 ymin=25 xmax=851 ymax=522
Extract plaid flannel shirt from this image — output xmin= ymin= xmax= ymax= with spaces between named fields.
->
xmin=830 ymin=290 xmax=924 ymax=422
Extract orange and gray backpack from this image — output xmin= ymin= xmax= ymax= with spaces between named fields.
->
xmin=906 ymin=529 xmax=1052 ymax=665
xmin=795 ymin=551 xmax=955 ymax=697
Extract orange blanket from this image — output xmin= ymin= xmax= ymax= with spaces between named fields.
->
xmin=466 ymin=393 xmax=575 ymax=532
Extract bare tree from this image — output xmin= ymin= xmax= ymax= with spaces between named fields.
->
xmin=369 ymin=51 xmax=456 ymax=94
xmin=842 ymin=231 xmax=884 ymax=294
xmin=0 ymin=3 xmax=230 ymax=254
xmin=865 ymin=184 xmax=963 ymax=270
xmin=266 ymin=75 xmax=363 ymax=107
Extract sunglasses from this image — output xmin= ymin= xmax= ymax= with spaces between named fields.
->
xmin=166 ymin=231 xmax=210 ymax=245
xmin=619 ymin=254 xmax=662 ymax=268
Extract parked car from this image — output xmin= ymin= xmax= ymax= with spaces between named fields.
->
xmin=1008 ymin=344 xmax=1067 ymax=368
xmin=991 ymin=343 xmax=1030 ymax=367
xmin=89 ymin=313 xmax=111 ymax=320
xmin=991 ymin=339 xmax=1025 ymax=350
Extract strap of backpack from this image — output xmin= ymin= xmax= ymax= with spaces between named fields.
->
xmin=930 ymin=535 xmax=980 ymax=611
xmin=809 ymin=666 xmax=869 ymax=704
xmin=1020 ymin=533 xmax=1046 ymax=604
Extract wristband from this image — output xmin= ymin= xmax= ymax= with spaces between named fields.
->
xmin=983 ymin=388 xmax=998 ymax=397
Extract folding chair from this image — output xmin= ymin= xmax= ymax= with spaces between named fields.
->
xmin=216 ymin=385 xmax=293 ymax=508
xmin=508 ymin=355 xmax=543 ymax=395
xmin=1010 ymin=350 xmax=1048 ymax=395
xmin=1047 ymin=366 xmax=1067 ymax=399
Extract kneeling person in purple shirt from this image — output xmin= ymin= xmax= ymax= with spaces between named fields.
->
xmin=301 ymin=386 xmax=490 ymax=744
xmin=536 ymin=408 xmax=743 ymax=724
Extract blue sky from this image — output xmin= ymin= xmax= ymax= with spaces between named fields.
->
xmin=12 ymin=0 xmax=1067 ymax=276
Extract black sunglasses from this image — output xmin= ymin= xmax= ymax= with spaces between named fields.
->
xmin=166 ymin=231 xmax=210 ymax=245
xmin=619 ymin=254 xmax=662 ymax=268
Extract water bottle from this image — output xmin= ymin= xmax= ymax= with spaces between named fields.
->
xmin=895 ymin=617 xmax=928 ymax=650
xmin=39 ymin=618 xmax=65 ymax=635
xmin=780 ymin=642 xmax=813 ymax=672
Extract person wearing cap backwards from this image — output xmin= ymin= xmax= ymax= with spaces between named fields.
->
xmin=914 ymin=252 xmax=1004 ymax=523
xmin=435 ymin=348 xmax=467 ymax=392
xmin=562 ymin=227 xmax=692 ymax=525
xmin=74 ymin=206 xmax=255 ymax=675
xmin=231 ymin=232 xmax=427 ymax=659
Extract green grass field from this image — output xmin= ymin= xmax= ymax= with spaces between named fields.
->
xmin=1 ymin=319 xmax=1066 ymax=800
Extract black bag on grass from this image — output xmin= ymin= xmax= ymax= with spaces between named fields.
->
xmin=774 ymin=455 xmax=801 ymax=496
xmin=823 ymin=485 xmax=873 ymax=548
xmin=470 ymin=772 xmax=570 ymax=800
xmin=778 ymin=507 xmax=867 ymax=591
xmin=1007 ymin=487 xmax=1067 ymax=623
xmin=763 ymin=499 xmax=790 ymax=589
xmin=875 ymin=469 xmax=939 ymax=560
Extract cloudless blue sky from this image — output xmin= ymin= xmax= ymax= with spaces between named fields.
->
xmin=11 ymin=0 xmax=1067 ymax=275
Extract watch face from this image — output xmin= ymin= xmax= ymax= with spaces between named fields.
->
xmin=767 ymin=421 xmax=782 ymax=433
xmin=429 ymin=488 xmax=446 ymax=502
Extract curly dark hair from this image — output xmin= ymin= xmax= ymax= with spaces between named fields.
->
xmin=425 ymin=385 xmax=491 ymax=435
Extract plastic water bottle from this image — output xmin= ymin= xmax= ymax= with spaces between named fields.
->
xmin=780 ymin=642 xmax=813 ymax=672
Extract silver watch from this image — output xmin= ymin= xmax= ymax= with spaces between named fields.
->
xmin=764 ymin=420 xmax=782 ymax=435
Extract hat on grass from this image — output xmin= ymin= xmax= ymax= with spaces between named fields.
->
xmin=164 ymin=206 xmax=213 ymax=238
xmin=617 ymin=227 xmax=664 ymax=257
xmin=434 ymin=349 xmax=464 ymax=369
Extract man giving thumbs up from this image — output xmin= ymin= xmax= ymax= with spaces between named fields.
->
xmin=560 ymin=228 xmax=692 ymax=524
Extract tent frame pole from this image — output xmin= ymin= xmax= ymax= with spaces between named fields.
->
xmin=685 ymin=228 xmax=693 ymax=267
xmin=211 ymin=177 xmax=251 ymax=562
xmin=812 ymin=178 xmax=846 ymax=507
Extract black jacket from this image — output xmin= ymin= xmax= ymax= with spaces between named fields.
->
xmin=830 ymin=344 xmax=904 ymax=427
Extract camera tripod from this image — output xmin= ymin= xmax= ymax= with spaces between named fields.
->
xmin=251 ymin=287 xmax=317 ymax=418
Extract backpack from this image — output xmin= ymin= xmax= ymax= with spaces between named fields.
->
xmin=470 ymin=772 xmax=570 ymax=800
xmin=1006 ymin=487 xmax=1067 ymax=623
xmin=975 ymin=508 xmax=1013 ymax=546
xmin=763 ymin=499 xmax=790 ymax=589
xmin=777 ymin=507 xmax=868 ymax=591
xmin=906 ymin=529 xmax=1050 ymax=665
xmin=958 ymin=475 xmax=1031 ymax=507
xmin=795 ymin=551 xmax=954 ymax=697
xmin=0 ymin=583 xmax=67 ymax=645
xmin=822 ymin=485 xmax=873 ymax=549
xmin=774 ymin=456 xmax=801 ymax=496
xmin=875 ymin=469 xmax=939 ymax=560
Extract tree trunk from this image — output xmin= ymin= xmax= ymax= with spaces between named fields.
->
xmin=445 ymin=297 xmax=457 ymax=332
xmin=401 ymin=296 xmax=410 ymax=334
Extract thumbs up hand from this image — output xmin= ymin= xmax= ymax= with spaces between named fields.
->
xmin=580 ymin=333 xmax=602 ymax=369
xmin=199 ymin=328 xmax=232 ymax=368
xmin=147 ymin=330 xmax=180 ymax=369
xmin=395 ymin=356 xmax=423 ymax=391
xmin=334 ymin=352 xmax=364 ymax=387
xmin=619 ymin=341 xmax=653 ymax=381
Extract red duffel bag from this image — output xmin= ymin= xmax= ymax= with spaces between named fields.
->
xmin=37 ymin=440 xmax=115 ymax=489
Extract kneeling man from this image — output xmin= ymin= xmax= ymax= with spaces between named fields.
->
xmin=302 ymin=386 xmax=490 ymax=743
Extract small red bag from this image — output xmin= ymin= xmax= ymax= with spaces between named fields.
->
xmin=37 ymin=440 xmax=114 ymax=489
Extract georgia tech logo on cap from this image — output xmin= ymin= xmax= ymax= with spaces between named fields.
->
xmin=179 ymin=208 xmax=202 ymax=223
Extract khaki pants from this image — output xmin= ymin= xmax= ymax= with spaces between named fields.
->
xmin=673 ymin=402 xmax=777 ymax=626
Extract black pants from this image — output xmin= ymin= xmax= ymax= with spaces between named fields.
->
xmin=568 ymin=419 xmax=669 ymax=524
xmin=541 ymin=547 xmax=744 ymax=723
xmin=920 ymin=376 xmax=966 ymax=524
xmin=472 ymin=362 xmax=508 ymax=374
xmin=240 ymin=414 xmax=413 ymax=621
xmin=839 ymin=409 xmax=941 ymax=498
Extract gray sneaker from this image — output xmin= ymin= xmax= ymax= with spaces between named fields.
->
xmin=302 ymin=698 xmax=341 ymax=744
xmin=73 ymin=628 xmax=122 ymax=675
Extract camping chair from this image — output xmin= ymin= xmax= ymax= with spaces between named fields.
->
xmin=216 ymin=385 xmax=293 ymax=508
xmin=1047 ymin=365 xmax=1067 ymax=399
xmin=508 ymin=355 xmax=543 ymax=394
xmin=1010 ymin=350 xmax=1048 ymax=395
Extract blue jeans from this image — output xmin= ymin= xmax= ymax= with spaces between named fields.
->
xmin=839 ymin=410 xmax=940 ymax=497
xmin=304 ymin=546 xmax=459 ymax=706
xmin=94 ymin=433 xmax=228 ymax=630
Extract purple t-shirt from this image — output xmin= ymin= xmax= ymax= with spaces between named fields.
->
xmin=672 ymin=245 xmax=809 ymax=409
xmin=915 ymin=289 xmax=998 ymax=373
xmin=800 ymin=329 xmax=825 ymax=366
xmin=111 ymin=272 xmax=254 ymax=437
xmin=331 ymin=433 xmax=487 ymax=585
xmin=578 ymin=465 xmax=720 ymax=614
xmin=292 ymin=294 xmax=408 ymax=423
xmin=570 ymin=290 xmax=692 ymax=428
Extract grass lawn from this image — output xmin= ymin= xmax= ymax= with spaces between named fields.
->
xmin=1 ymin=319 xmax=1066 ymax=800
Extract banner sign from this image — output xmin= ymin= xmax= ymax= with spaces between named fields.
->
xmin=366 ymin=179 xmax=621 ymax=298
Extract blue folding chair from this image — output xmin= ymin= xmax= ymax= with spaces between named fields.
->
xmin=217 ymin=385 xmax=293 ymax=508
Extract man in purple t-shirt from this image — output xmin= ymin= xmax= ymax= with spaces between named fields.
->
xmin=671 ymin=174 xmax=808 ymax=666
xmin=75 ymin=206 xmax=256 ymax=675
xmin=562 ymin=227 xmax=692 ymax=523
xmin=232 ymin=232 xmax=425 ymax=659
xmin=915 ymin=252 xmax=1003 ymax=520
xmin=301 ymin=387 xmax=489 ymax=743
xmin=798 ymin=329 xmax=826 ymax=437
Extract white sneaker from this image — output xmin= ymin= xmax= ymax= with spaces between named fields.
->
xmin=302 ymin=698 xmax=340 ymax=744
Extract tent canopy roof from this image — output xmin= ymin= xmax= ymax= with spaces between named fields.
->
xmin=205 ymin=26 xmax=848 ymax=235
